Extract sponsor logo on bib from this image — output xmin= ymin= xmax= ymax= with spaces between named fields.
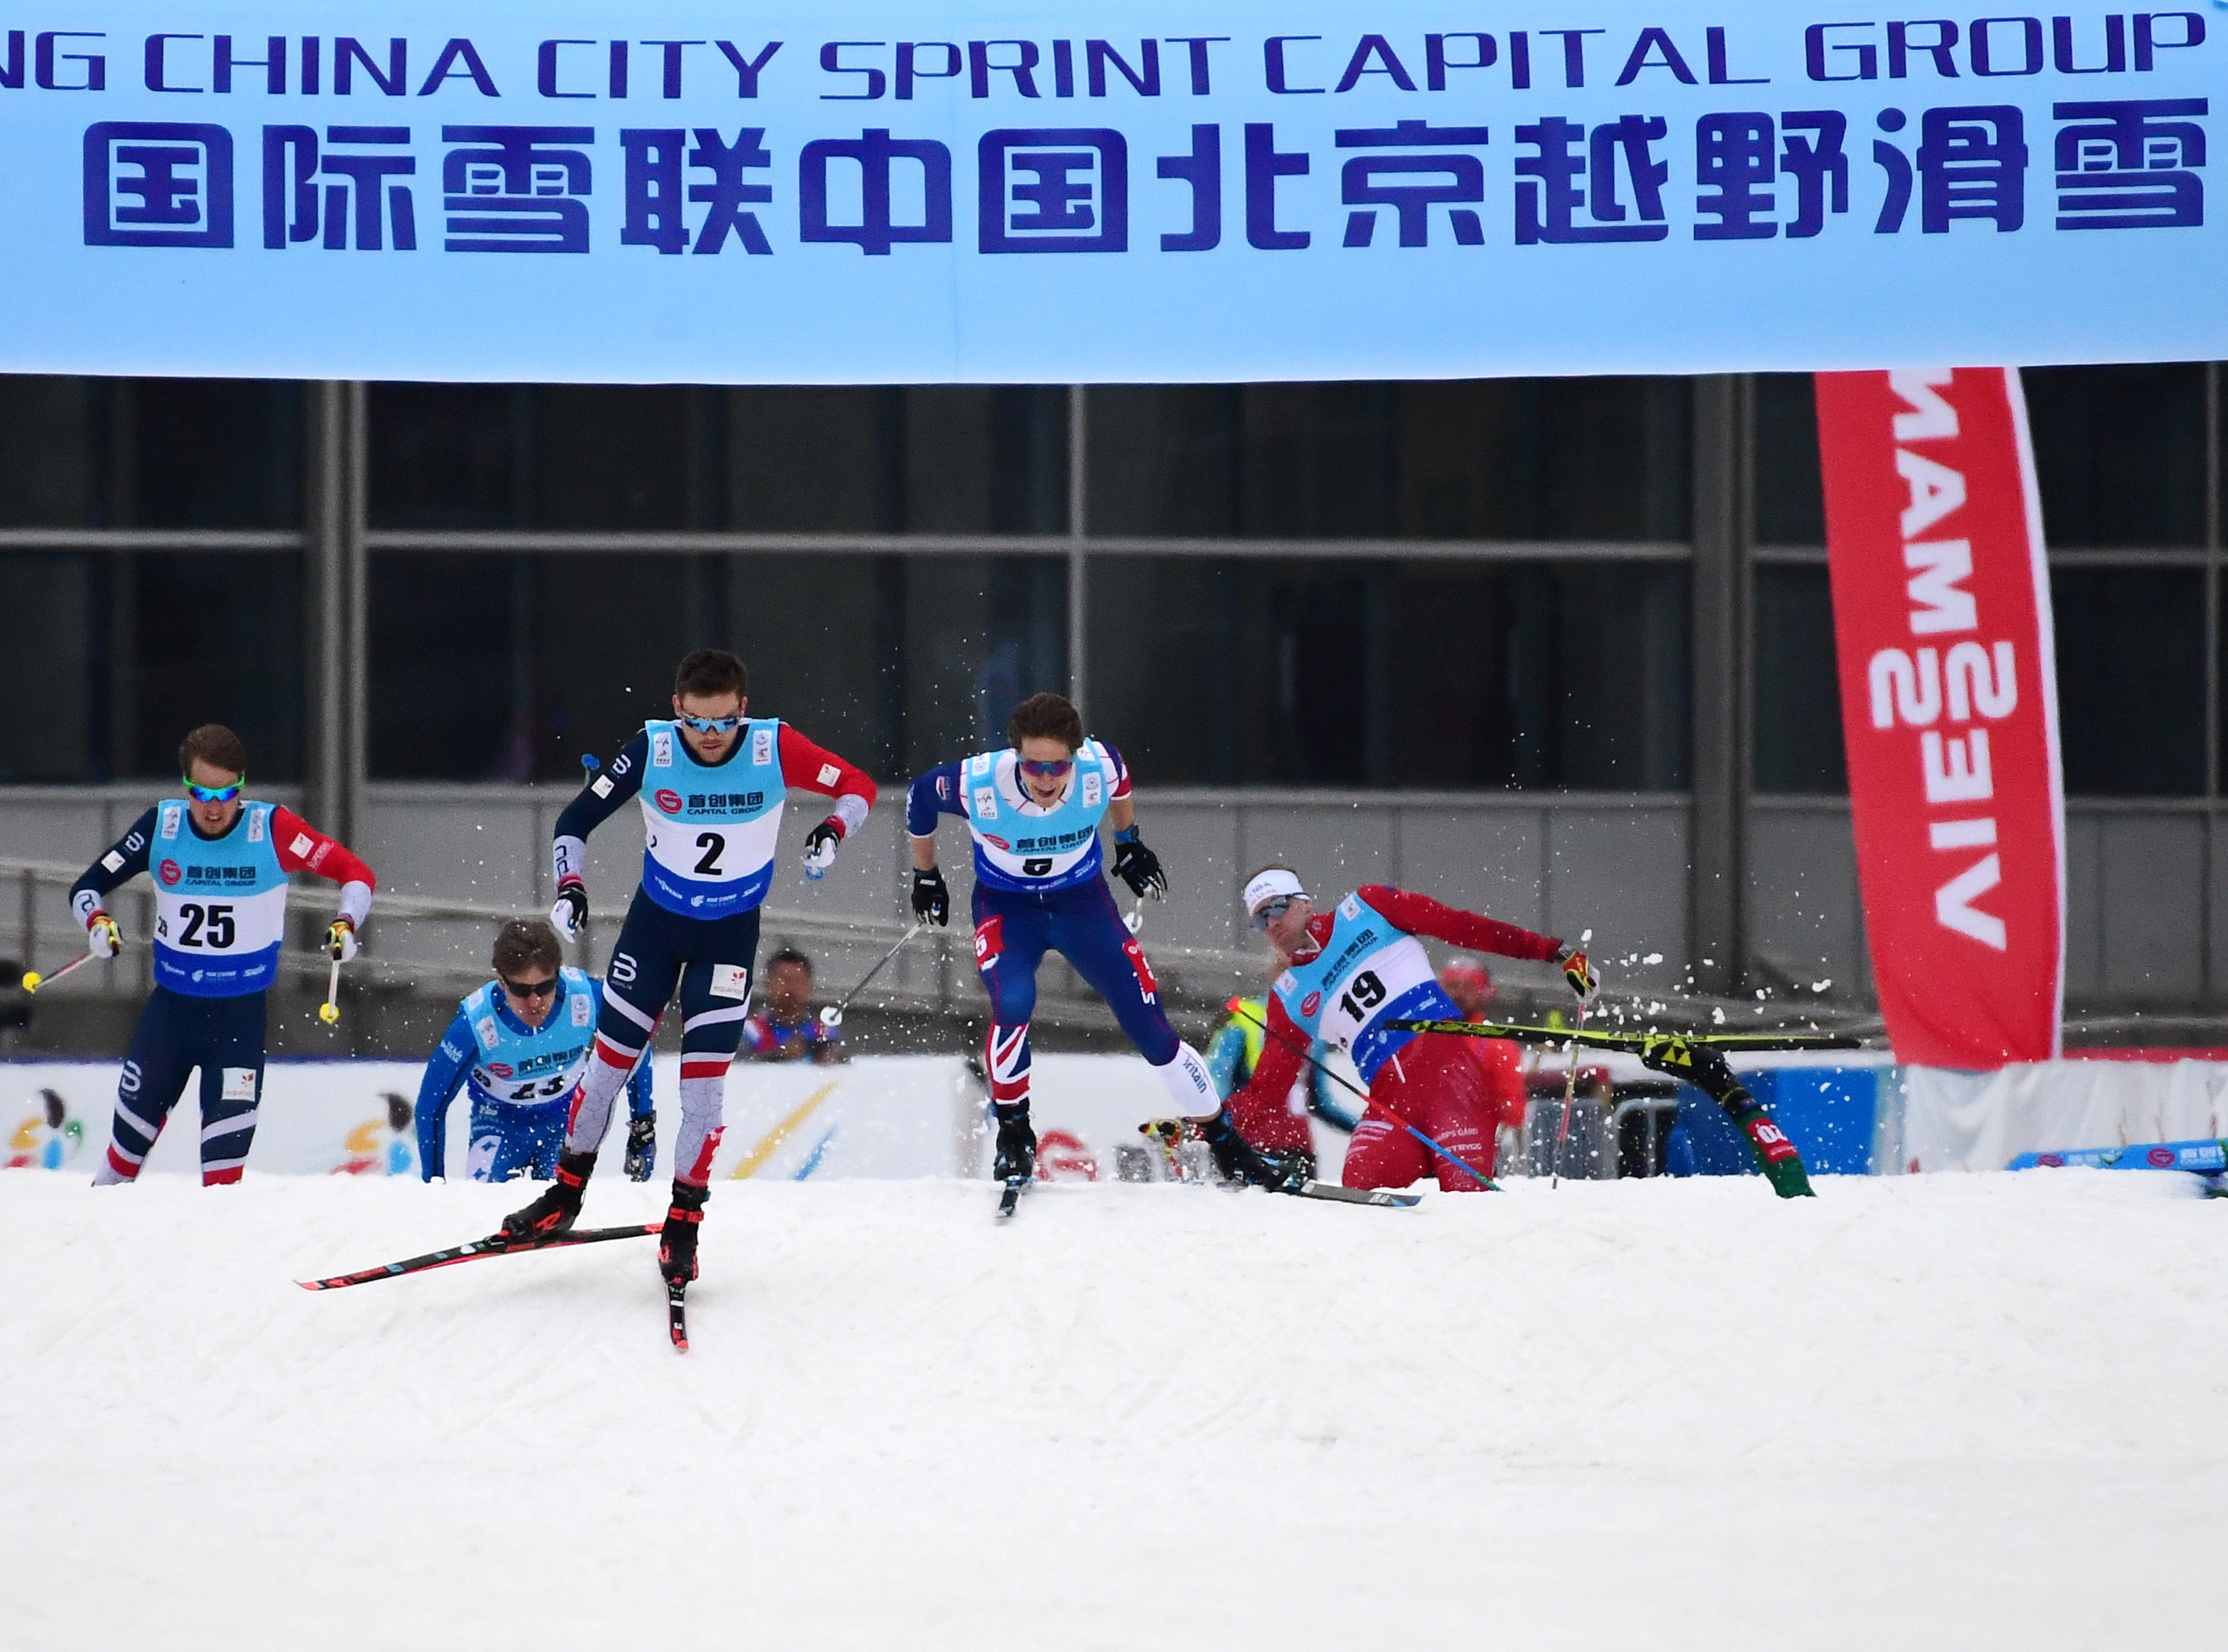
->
xmin=1300 ymin=991 xmax=1321 ymax=1018
xmin=157 ymin=860 xmax=182 ymax=886
xmin=654 ymin=789 xmax=683 ymax=814
xmin=487 ymin=1061 xmax=514 ymax=1079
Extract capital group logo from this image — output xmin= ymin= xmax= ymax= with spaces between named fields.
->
xmin=487 ymin=1062 xmax=514 ymax=1079
xmin=654 ymin=789 xmax=683 ymax=814
xmin=2148 ymin=1146 xmax=2178 ymax=1168
xmin=157 ymin=859 xmax=183 ymax=886
xmin=1300 ymin=991 xmax=1322 ymax=1018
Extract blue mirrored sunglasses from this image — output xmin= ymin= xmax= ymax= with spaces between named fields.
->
xmin=1018 ymin=758 xmax=1073 ymax=778
xmin=1250 ymin=896 xmax=1295 ymax=932
xmin=678 ymin=712 xmax=743 ymax=735
xmin=183 ymin=775 xmax=243 ymax=804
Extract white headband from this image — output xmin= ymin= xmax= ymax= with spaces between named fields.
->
xmin=1241 ymin=868 xmax=1307 ymax=914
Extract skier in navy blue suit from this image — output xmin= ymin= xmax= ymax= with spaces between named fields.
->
xmin=415 ymin=918 xmax=654 ymax=1183
xmin=907 ymin=692 xmax=1227 ymax=1187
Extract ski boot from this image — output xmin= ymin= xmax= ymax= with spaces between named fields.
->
xmin=1254 ymin=1147 xmax=1317 ymax=1193
xmin=499 ymin=1148 xmax=595 ymax=1240
xmin=1638 ymin=1037 xmax=1814 ymax=1198
xmin=992 ymin=1103 xmax=1037 ymax=1183
xmin=1198 ymin=1110 xmax=1288 ymax=1190
xmin=659 ymin=1182 xmax=708 ymax=1284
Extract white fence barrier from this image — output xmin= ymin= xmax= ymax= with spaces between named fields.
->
xmin=2 ymin=1054 xmax=1263 ymax=1185
xmin=1906 ymin=1061 xmax=2228 ymax=1172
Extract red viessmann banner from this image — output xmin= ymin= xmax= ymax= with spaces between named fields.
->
xmin=1816 ymin=368 xmax=2065 ymax=1068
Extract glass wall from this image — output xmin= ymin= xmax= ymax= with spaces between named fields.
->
xmin=3 ymin=367 xmax=2220 ymax=799
xmin=1751 ymin=363 xmax=2221 ymax=799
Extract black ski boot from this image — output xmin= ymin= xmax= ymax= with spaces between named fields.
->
xmin=1198 ymin=1110 xmax=1285 ymax=1189
xmin=499 ymin=1148 xmax=594 ymax=1241
xmin=992 ymin=1103 xmax=1037 ymax=1183
xmin=1254 ymin=1147 xmax=1317 ymax=1193
xmin=659 ymin=1182 xmax=708 ymax=1284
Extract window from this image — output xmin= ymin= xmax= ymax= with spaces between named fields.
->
xmin=1088 ymin=379 xmax=1690 ymax=540
xmin=1086 ymin=557 xmax=1688 ymax=788
xmin=0 ymin=378 xmax=301 ymax=529
xmin=1753 ymin=566 xmax=1845 ymax=792
xmin=2025 ymin=365 xmax=2207 ymax=549
xmin=0 ymin=550 xmax=302 ymax=782
xmin=368 ymin=550 xmax=1067 ymax=781
xmin=2054 ymin=567 xmax=2204 ymax=796
xmin=369 ymin=385 xmax=1067 ymax=534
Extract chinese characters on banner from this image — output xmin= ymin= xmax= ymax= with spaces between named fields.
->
xmin=8 ymin=7 xmax=2223 ymax=379
xmin=1817 ymin=368 xmax=2064 ymax=1068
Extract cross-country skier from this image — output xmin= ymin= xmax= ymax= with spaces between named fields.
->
xmin=67 ymin=723 xmax=376 ymax=1185
xmin=1437 ymin=960 xmax=1532 ymax=1178
xmin=1224 ymin=865 xmax=1596 ymax=1192
xmin=414 ymin=918 xmax=655 ymax=1183
xmin=906 ymin=692 xmax=1222 ymax=1190
xmin=499 ymin=649 xmax=877 ymax=1287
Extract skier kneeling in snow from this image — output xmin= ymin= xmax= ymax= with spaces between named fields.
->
xmin=1634 ymin=1034 xmax=1814 ymax=1199
xmin=1217 ymin=865 xmax=1596 ymax=1194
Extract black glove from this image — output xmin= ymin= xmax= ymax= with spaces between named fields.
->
xmin=1111 ymin=833 xmax=1167 ymax=901
xmin=911 ymin=865 xmax=950 ymax=926
xmin=801 ymin=819 xmax=841 ymax=875
xmin=624 ymin=1112 xmax=657 ymax=1182
xmin=550 ymin=882 xmax=587 ymax=942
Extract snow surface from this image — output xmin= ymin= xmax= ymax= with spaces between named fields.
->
xmin=3 ymin=1170 xmax=2225 ymax=1651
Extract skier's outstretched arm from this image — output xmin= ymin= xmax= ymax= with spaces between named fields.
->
xmin=414 ymin=1012 xmax=475 ymax=1182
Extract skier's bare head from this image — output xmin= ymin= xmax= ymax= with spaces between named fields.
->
xmin=672 ymin=649 xmax=748 ymax=761
xmin=178 ymin=724 xmax=247 ymax=835
xmin=1007 ymin=693 xmax=1084 ymax=806
xmin=493 ymin=918 xmax=564 ymax=1027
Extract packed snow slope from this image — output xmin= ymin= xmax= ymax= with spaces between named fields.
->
xmin=3 ymin=1170 xmax=2225 ymax=1652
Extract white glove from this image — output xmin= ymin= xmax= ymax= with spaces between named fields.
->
xmin=86 ymin=911 xmax=121 ymax=959
xmin=551 ymin=882 xmax=586 ymax=941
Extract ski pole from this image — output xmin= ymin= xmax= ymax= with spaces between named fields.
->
xmin=818 ymin=923 xmax=924 ymax=1030
xmin=319 ymin=957 xmax=343 ymax=1026
xmin=1550 ymin=1005 xmax=1585 ymax=1190
xmin=1231 ymin=1006 xmax=1498 ymax=1191
xmin=20 ymin=949 xmax=102 ymax=993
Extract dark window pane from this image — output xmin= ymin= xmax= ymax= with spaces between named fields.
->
xmin=0 ymin=378 xmax=103 ymax=527
xmin=1086 ymin=557 xmax=1686 ymax=789
xmin=2055 ymin=567 xmax=2203 ymax=795
xmin=0 ymin=377 xmax=300 ymax=529
xmin=372 ymin=385 xmax=1066 ymax=534
xmin=727 ymin=389 xmax=897 ymax=533
xmin=2025 ymin=364 xmax=2207 ymax=548
xmin=1755 ymin=374 xmax=1825 ymax=546
xmin=1753 ymin=566 xmax=1846 ymax=792
xmin=1090 ymin=379 xmax=1688 ymax=541
xmin=368 ymin=551 xmax=1066 ymax=781
xmin=0 ymin=550 xmax=302 ymax=782
xmin=368 ymin=385 xmax=713 ymax=531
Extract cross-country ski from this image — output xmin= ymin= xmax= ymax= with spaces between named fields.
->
xmin=297 ymin=1222 xmax=658 ymax=1291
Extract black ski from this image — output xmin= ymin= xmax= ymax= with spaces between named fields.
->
xmin=297 ymin=1222 xmax=658 ymax=1291
xmin=1384 ymin=1017 xmax=1863 ymax=1054
xmin=666 ymin=1281 xmax=690 ymax=1352
xmin=1286 ymin=1181 xmax=1421 ymax=1208
xmin=997 ymin=1176 xmax=1028 ymax=1219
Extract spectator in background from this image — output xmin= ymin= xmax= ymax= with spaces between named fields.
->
xmin=1438 ymin=960 xmax=1532 ymax=1177
xmin=743 ymin=948 xmax=841 ymax=1064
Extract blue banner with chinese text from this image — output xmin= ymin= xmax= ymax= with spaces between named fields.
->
xmin=1 ymin=3 xmax=2220 ymax=381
